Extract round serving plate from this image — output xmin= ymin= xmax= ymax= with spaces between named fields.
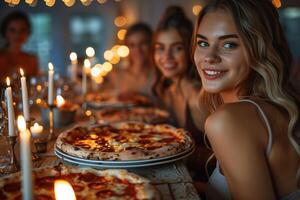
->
xmin=54 ymin=141 xmax=194 ymax=165
xmin=55 ymin=147 xmax=194 ymax=169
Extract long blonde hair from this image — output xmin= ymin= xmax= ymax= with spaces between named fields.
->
xmin=192 ymin=0 xmax=300 ymax=164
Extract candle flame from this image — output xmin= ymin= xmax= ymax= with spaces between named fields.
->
xmin=69 ymin=52 xmax=77 ymax=61
xmin=48 ymin=62 xmax=54 ymax=71
xmin=17 ymin=115 xmax=26 ymax=132
xmin=20 ymin=68 xmax=24 ymax=76
xmin=56 ymin=95 xmax=65 ymax=107
xmin=54 ymin=180 xmax=76 ymax=200
xmin=6 ymin=77 xmax=10 ymax=86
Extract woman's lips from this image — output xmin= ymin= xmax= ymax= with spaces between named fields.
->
xmin=202 ymin=69 xmax=227 ymax=80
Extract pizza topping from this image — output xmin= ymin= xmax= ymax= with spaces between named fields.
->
xmin=3 ymin=182 xmax=20 ymax=193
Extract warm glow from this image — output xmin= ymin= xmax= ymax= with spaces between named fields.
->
xmin=192 ymin=5 xmax=202 ymax=16
xmin=117 ymin=45 xmax=130 ymax=57
xmin=94 ymin=76 xmax=104 ymax=84
xmin=91 ymin=64 xmax=102 ymax=77
xmin=45 ymin=0 xmax=55 ymax=7
xmin=103 ymin=62 xmax=113 ymax=72
xmin=272 ymin=0 xmax=281 ymax=8
xmin=114 ymin=16 xmax=127 ymax=27
xmin=85 ymin=110 xmax=92 ymax=117
xmin=64 ymin=0 xmax=75 ymax=6
xmin=56 ymin=95 xmax=66 ymax=107
xmin=25 ymin=0 xmax=35 ymax=4
xmin=104 ymin=50 xmax=114 ymax=61
xmin=112 ymin=45 xmax=120 ymax=52
xmin=36 ymin=85 xmax=42 ymax=92
xmin=36 ymin=98 xmax=42 ymax=104
xmin=54 ymin=180 xmax=76 ymax=200
xmin=20 ymin=68 xmax=25 ymax=76
xmin=69 ymin=52 xmax=77 ymax=61
xmin=48 ymin=62 xmax=54 ymax=71
xmin=117 ymin=29 xmax=127 ymax=40
xmin=110 ymin=55 xmax=120 ymax=65
xmin=17 ymin=115 xmax=26 ymax=132
xmin=6 ymin=77 xmax=10 ymax=86
xmin=86 ymin=47 xmax=95 ymax=57
xmin=84 ymin=59 xmax=91 ymax=68
xmin=97 ymin=0 xmax=107 ymax=4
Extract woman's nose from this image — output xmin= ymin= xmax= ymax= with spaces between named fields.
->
xmin=204 ymin=48 xmax=221 ymax=64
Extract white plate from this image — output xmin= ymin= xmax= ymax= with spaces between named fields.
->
xmin=54 ymin=142 xmax=194 ymax=164
xmin=55 ymin=147 xmax=194 ymax=168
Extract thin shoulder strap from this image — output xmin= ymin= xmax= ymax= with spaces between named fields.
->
xmin=239 ymin=99 xmax=273 ymax=155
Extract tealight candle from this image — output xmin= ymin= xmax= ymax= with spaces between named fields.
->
xmin=20 ymin=68 xmax=30 ymax=121
xmin=30 ymin=122 xmax=44 ymax=138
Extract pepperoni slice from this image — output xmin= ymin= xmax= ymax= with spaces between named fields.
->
xmin=3 ymin=182 xmax=21 ymax=193
xmin=96 ymin=189 xmax=114 ymax=198
xmin=88 ymin=182 xmax=107 ymax=190
xmin=78 ymin=172 xmax=98 ymax=182
xmin=72 ymin=184 xmax=84 ymax=192
xmin=35 ymin=194 xmax=53 ymax=200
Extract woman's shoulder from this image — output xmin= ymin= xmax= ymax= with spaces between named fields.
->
xmin=205 ymin=100 xmax=268 ymax=142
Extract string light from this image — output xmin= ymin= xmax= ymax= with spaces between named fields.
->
xmin=4 ymin=0 xmax=121 ymax=6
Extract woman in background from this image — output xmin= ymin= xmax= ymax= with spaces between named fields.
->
xmin=153 ymin=6 xmax=210 ymax=182
xmin=0 ymin=11 xmax=39 ymax=86
xmin=109 ymin=22 xmax=155 ymax=97
xmin=193 ymin=0 xmax=300 ymax=199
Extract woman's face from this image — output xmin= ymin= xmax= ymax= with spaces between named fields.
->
xmin=194 ymin=9 xmax=249 ymax=95
xmin=127 ymin=31 xmax=151 ymax=66
xmin=154 ymin=29 xmax=188 ymax=79
xmin=5 ymin=19 xmax=29 ymax=48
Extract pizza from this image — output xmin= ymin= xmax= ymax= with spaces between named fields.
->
xmin=86 ymin=92 xmax=152 ymax=107
xmin=56 ymin=122 xmax=193 ymax=161
xmin=95 ymin=107 xmax=170 ymax=124
xmin=0 ymin=165 xmax=159 ymax=200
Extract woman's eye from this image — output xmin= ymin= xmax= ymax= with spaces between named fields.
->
xmin=223 ymin=42 xmax=238 ymax=49
xmin=173 ymin=45 xmax=184 ymax=52
xmin=154 ymin=45 xmax=164 ymax=52
xmin=197 ymin=41 xmax=208 ymax=48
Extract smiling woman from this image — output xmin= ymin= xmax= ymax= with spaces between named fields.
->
xmin=192 ymin=0 xmax=300 ymax=199
xmin=152 ymin=6 xmax=211 ymax=183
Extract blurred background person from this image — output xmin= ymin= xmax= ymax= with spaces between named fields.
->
xmin=0 ymin=11 xmax=39 ymax=88
xmin=109 ymin=22 xmax=155 ymax=98
xmin=152 ymin=5 xmax=211 ymax=183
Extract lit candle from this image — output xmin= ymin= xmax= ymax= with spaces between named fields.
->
xmin=82 ymin=59 xmax=91 ymax=95
xmin=30 ymin=122 xmax=44 ymax=138
xmin=18 ymin=115 xmax=33 ymax=200
xmin=20 ymin=68 xmax=30 ymax=121
xmin=5 ymin=77 xmax=16 ymax=136
xmin=48 ymin=62 xmax=54 ymax=105
xmin=69 ymin=52 xmax=77 ymax=82
xmin=54 ymin=180 xmax=76 ymax=200
xmin=56 ymin=95 xmax=65 ymax=108
xmin=86 ymin=47 xmax=96 ymax=66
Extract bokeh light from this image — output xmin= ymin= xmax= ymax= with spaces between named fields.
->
xmin=117 ymin=29 xmax=127 ymax=40
xmin=114 ymin=16 xmax=127 ymax=27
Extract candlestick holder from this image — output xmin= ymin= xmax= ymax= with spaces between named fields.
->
xmin=47 ymin=104 xmax=56 ymax=141
xmin=0 ymin=136 xmax=19 ymax=174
